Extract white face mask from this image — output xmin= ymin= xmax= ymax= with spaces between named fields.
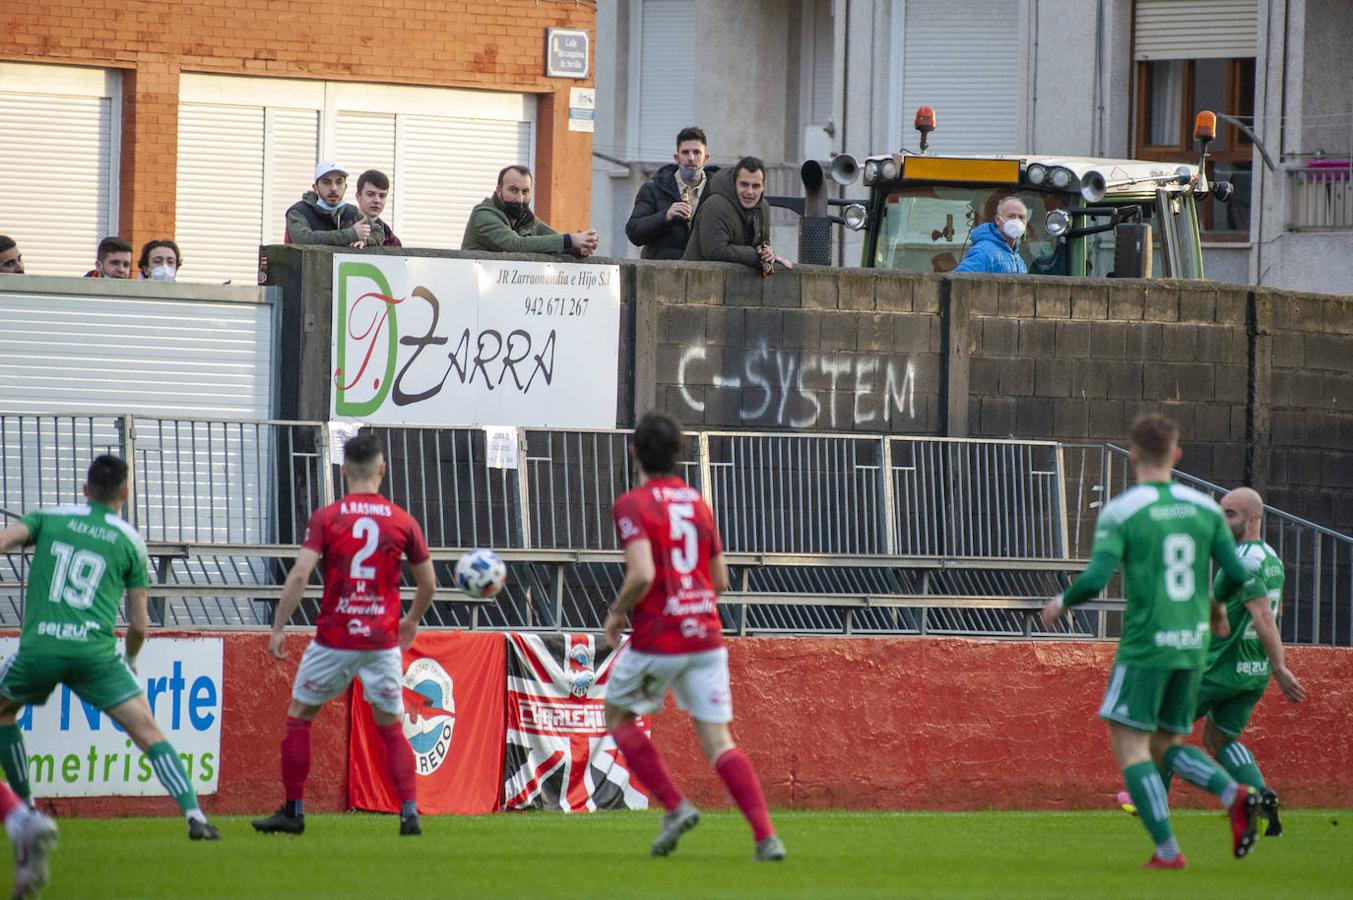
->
xmin=1000 ymin=217 xmax=1026 ymax=241
xmin=149 ymin=264 xmax=176 ymax=282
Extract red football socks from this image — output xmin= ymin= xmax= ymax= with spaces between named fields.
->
xmin=0 ymin=782 xmax=21 ymax=820
xmin=715 ymin=748 xmax=774 ymax=842
xmin=612 ymin=721 xmax=683 ymax=812
xmin=377 ymin=721 xmax=418 ymax=804
xmin=281 ymin=716 xmax=312 ymax=802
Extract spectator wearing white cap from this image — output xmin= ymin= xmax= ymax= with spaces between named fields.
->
xmin=285 ymin=161 xmax=369 ymax=246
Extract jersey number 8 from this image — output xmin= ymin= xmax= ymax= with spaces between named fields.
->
xmin=49 ymin=540 xmax=106 ymax=610
xmin=1163 ymin=534 xmax=1195 ymax=602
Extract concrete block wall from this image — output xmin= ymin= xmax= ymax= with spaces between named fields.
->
xmin=959 ymin=275 xmax=1251 ymax=487
xmin=269 ymin=246 xmax=1353 ymax=534
xmin=1257 ymin=289 xmax=1353 ymax=532
xmin=636 ymin=263 xmax=946 ymax=434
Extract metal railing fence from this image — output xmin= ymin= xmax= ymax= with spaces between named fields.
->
xmin=1 ymin=414 xmax=1348 ymax=644
xmin=1289 ymin=165 xmax=1353 ymax=230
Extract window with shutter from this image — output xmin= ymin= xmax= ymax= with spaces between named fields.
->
xmin=0 ymin=63 xmax=120 ymax=277
xmin=897 ymin=0 xmax=1022 ymax=154
xmin=174 ymin=75 xmax=534 ymax=278
xmin=635 ymin=0 xmax=697 ymax=161
xmin=174 ymin=104 xmax=266 ymax=285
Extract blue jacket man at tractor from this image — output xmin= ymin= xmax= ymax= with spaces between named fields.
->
xmin=955 ymin=196 xmax=1029 ymax=274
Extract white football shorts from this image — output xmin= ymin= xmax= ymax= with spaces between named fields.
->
xmin=292 ymin=642 xmax=404 ymax=716
xmin=605 ymin=646 xmax=732 ymax=724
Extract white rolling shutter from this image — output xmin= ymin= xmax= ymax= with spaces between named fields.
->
xmin=0 ymin=284 xmax=274 ymax=418
xmin=636 ymin=0 xmax=695 ymax=161
xmin=175 ymin=104 xmax=265 ymax=285
xmin=397 ymin=116 xmax=533 ymax=249
xmin=810 ymin=0 xmax=834 ymax=124
xmin=1134 ymin=0 xmax=1258 ymax=60
xmin=336 ymin=111 xmax=397 ymax=221
xmin=0 ymin=65 xmax=118 ymax=277
xmin=262 ymin=108 xmax=318 ymax=246
xmin=899 ymin=0 xmax=1021 ymax=154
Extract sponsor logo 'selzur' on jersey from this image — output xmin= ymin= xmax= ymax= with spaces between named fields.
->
xmin=612 ymin=476 xmax=724 ymax=654
xmin=302 ymin=493 xmax=430 ymax=650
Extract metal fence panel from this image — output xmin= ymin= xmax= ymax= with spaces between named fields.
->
xmin=890 ymin=437 xmax=1065 ymax=558
xmin=370 ymin=426 xmax=521 ymax=550
xmin=706 ymin=433 xmax=886 ymax=555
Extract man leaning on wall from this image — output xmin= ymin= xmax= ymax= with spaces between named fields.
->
xmin=285 ymin=162 xmax=368 ymax=247
xmin=461 ymin=165 xmax=599 ymax=257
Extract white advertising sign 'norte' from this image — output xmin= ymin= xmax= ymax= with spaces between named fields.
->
xmin=330 ymin=255 xmax=621 ymax=428
xmin=0 ymin=637 xmax=223 ymax=798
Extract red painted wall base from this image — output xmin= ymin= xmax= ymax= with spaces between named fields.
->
xmin=15 ymin=633 xmax=1351 ymax=818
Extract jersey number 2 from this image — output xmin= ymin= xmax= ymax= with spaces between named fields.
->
xmin=49 ymin=541 xmax=106 ymax=610
xmin=351 ymin=517 xmax=379 ymax=579
xmin=668 ymin=504 xmax=698 ymax=575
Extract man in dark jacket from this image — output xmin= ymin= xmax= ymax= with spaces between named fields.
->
xmin=461 ymin=165 xmax=598 ymax=256
xmin=682 ymin=156 xmax=790 ymax=271
xmin=625 ymin=126 xmax=718 ymax=260
xmin=285 ymin=162 xmax=370 ymax=246
xmin=954 ymin=196 xmax=1029 ymax=274
xmin=354 ymin=169 xmax=401 ymax=248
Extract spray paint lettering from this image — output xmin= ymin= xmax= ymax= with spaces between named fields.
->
xmin=676 ymin=341 xmax=916 ymax=429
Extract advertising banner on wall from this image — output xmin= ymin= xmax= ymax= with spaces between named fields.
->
xmin=0 ymin=637 xmax=223 ymax=797
xmin=503 ymin=633 xmax=647 ymax=812
xmin=348 ymin=630 xmax=507 ymax=815
xmin=330 ymin=255 xmax=621 ymax=428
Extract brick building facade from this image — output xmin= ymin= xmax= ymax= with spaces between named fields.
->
xmin=0 ymin=1 xmax=594 ymax=275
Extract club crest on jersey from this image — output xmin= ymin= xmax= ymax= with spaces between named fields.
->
xmin=402 ymin=658 xmax=456 ymax=774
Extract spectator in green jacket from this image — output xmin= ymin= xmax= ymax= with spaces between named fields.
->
xmin=461 ymin=165 xmax=598 ymax=256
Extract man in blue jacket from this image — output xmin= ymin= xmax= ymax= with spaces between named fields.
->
xmin=955 ymin=196 xmax=1028 ymax=274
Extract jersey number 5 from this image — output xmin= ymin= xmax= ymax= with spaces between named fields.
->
xmin=351 ymin=517 xmax=379 ymax=580
xmin=49 ymin=540 xmax=106 ymax=610
xmin=668 ymin=503 xmax=698 ymax=575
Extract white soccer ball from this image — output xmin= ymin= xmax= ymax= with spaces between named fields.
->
xmin=454 ymin=548 xmax=507 ymax=598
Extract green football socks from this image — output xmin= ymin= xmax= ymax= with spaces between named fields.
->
xmin=1163 ymin=744 xmax=1233 ymax=797
xmin=147 ymin=741 xmax=199 ymax=814
xmin=1123 ymin=761 xmax=1174 ymax=846
xmin=1218 ymin=740 xmax=1266 ymax=789
xmin=0 ymin=724 xmax=30 ymax=802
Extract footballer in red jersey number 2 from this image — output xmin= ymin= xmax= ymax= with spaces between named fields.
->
xmin=253 ymin=432 xmax=437 ymax=838
xmin=603 ymin=413 xmax=785 ymax=862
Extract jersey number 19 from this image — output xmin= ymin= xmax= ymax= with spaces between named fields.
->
xmin=48 ymin=540 xmax=105 ymax=610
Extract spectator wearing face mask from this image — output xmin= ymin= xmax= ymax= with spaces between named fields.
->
xmin=138 ymin=240 xmax=182 ymax=282
xmin=285 ymin=162 xmax=368 ymax=246
xmin=625 ymin=126 xmax=718 ymax=260
xmin=954 ymin=196 xmax=1029 ymax=274
xmin=461 ymin=165 xmax=598 ymax=256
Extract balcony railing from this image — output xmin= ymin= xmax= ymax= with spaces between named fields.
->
xmin=1289 ymin=162 xmax=1353 ymax=230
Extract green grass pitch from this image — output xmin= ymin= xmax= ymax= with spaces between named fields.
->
xmin=12 ymin=809 xmax=1351 ymax=898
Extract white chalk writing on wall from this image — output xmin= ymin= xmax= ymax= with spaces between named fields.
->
xmin=676 ymin=341 xmax=916 ymax=428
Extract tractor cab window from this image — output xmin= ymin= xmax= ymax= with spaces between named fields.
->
xmin=873 ymin=185 xmax=1069 ymax=275
xmin=1084 ymin=201 xmax=1167 ymax=278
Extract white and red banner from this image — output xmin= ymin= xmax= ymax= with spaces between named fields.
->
xmin=503 ymin=633 xmax=648 ymax=812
